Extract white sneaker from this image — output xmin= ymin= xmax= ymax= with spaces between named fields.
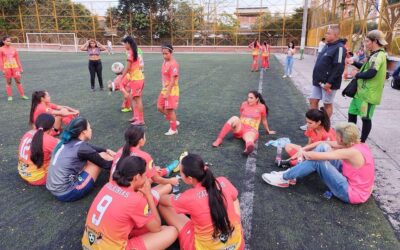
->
xmin=269 ymin=170 xmax=297 ymax=185
xmin=165 ymin=129 xmax=178 ymax=136
xmin=261 ymin=172 xmax=296 ymax=188
xmin=282 ymin=75 xmax=287 ymax=78
xmin=299 ymin=124 xmax=307 ymax=131
xmin=288 ymin=75 xmax=292 ymax=78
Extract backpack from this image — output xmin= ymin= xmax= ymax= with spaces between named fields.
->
xmin=391 ymin=78 xmax=400 ymax=90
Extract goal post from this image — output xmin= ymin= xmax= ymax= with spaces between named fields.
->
xmin=26 ymin=33 xmax=78 ymax=52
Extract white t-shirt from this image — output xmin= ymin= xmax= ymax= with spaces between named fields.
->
xmin=318 ymin=41 xmax=326 ymax=53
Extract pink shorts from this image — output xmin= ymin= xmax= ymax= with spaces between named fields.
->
xmin=128 ymin=79 xmax=144 ymax=97
xmin=3 ymin=68 xmax=21 ymax=79
xmin=157 ymin=93 xmax=179 ymax=110
xmin=233 ymin=124 xmax=259 ymax=140
xmin=178 ymin=220 xmax=195 ymax=250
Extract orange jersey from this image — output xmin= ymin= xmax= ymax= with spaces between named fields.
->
xmin=161 ymin=58 xmax=179 ymax=96
xmin=261 ymin=45 xmax=270 ymax=57
xmin=110 ymin=147 xmax=155 ymax=182
xmin=239 ymin=101 xmax=267 ymax=130
xmin=33 ymin=102 xmax=59 ymax=124
xmin=126 ymin=50 xmax=144 ymax=81
xmin=170 ymin=177 xmax=244 ymax=249
xmin=18 ymin=130 xmax=59 ymax=183
xmin=82 ymin=181 xmax=155 ymax=249
xmin=0 ymin=46 xmax=22 ymax=70
xmin=304 ymin=127 xmax=336 ymax=143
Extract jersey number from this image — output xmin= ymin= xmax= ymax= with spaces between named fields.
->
xmin=92 ymin=195 xmax=113 ymax=226
xmin=20 ymin=137 xmax=32 ymax=161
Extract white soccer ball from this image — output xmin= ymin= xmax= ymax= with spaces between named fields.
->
xmin=111 ymin=62 xmax=124 ymax=74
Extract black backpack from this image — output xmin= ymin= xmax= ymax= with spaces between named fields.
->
xmin=391 ymin=78 xmax=400 ymax=90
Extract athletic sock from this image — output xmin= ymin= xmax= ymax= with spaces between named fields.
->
xmin=138 ymin=111 xmax=144 ymax=122
xmin=170 ymin=120 xmax=177 ymax=131
xmin=165 ymin=113 xmax=171 ymax=121
xmin=217 ymin=123 xmax=232 ymax=140
xmin=6 ymin=85 xmax=12 ymax=96
xmin=132 ymin=106 xmax=139 ymax=121
xmin=16 ymin=84 xmax=25 ymax=96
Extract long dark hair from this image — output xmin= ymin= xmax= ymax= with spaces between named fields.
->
xmin=53 ymin=117 xmax=88 ymax=155
xmin=306 ymin=108 xmax=330 ymax=132
xmin=0 ymin=36 xmax=10 ymax=47
xmin=288 ymin=41 xmax=295 ymax=49
xmin=112 ymin=156 xmax=146 ymax=187
xmin=115 ymin=125 xmax=145 ymax=171
xmin=122 ymin=36 xmax=138 ymax=62
xmin=249 ymin=90 xmax=269 ymax=117
xmin=181 ymin=153 xmax=234 ymax=239
xmin=29 ymin=91 xmax=47 ymax=125
xmin=30 ymin=113 xmax=55 ymax=168
xmin=253 ymin=38 xmax=258 ymax=48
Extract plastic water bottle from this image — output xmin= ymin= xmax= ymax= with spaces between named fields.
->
xmin=172 ymin=175 xmax=181 ymax=194
xmin=275 ymin=147 xmax=282 ymax=166
xmin=323 ymin=190 xmax=333 ymax=200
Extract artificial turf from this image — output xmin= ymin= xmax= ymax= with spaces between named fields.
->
xmin=0 ymin=52 xmax=398 ymax=249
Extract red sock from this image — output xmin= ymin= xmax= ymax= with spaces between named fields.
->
xmin=16 ymin=84 xmax=25 ymax=96
xmin=158 ymin=168 xmax=168 ymax=177
xmin=217 ymin=123 xmax=232 ymax=140
xmin=165 ymin=113 xmax=171 ymax=121
xmin=6 ymin=85 xmax=12 ymax=97
xmin=133 ymin=106 xmax=139 ymax=120
xmin=138 ymin=111 xmax=144 ymax=122
xmin=170 ymin=120 xmax=177 ymax=131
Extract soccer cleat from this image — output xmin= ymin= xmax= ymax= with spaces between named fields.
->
xmin=166 ymin=160 xmax=180 ymax=175
xmin=261 ymin=172 xmax=296 ymax=188
xmin=21 ymin=95 xmax=29 ymax=100
xmin=131 ymin=120 xmax=145 ymax=126
xmin=299 ymin=124 xmax=307 ymax=131
xmin=7 ymin=96 xmax=13 ymax=101
xmin=212 ymin=138 xmax=222 ymax=147
xmin=121 ymin=108 xmax=132 ymax=113
xmin=165 ymin=129 xmax=178 ymax=136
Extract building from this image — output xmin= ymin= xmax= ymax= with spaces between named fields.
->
xmin=235 ymin=7 xmax=269 ymax=34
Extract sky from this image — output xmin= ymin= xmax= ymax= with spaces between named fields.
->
xmin=73 ymin=0 xmax=305 ymax=16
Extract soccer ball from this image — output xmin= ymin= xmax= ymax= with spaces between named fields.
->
xmin=111 ymin=62 xmax=124 ymax=74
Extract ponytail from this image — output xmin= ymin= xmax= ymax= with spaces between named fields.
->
xmin=122 ymin=36 xmax=138 ymax=62
xmin=29 ymin=90 xmax=47 ymax=125
xmin=115 ymin=125 xmax=145 ymax=172
xmin=30 ymin=114 xmax=55 ymax=168
xmin=181 ymin=153 xmax=233 ymax=239
xmin=305 ymin=107 xmax=330 ymax=132
xmin=53 ymin=117 xmax=88 ymax=155
xmin=113 ymin=156 xmax=146 ymax=187
xmin=249 ymin=90 xmax=269 ymax=116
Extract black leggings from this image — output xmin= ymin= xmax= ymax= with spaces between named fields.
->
xmin=348 ymin=113 xmax=372 ymax=143
xmin=88 ymin=60 xmax=103 ymax=89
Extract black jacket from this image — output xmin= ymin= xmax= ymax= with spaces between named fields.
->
xmin=312 ymin=39 xmax=347 ymax=90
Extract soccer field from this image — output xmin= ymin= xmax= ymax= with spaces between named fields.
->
xmin=0 ymin=52 xmax=399 ymax=249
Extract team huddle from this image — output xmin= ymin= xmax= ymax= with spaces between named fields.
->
xmin=2 ymin=29 xmax=378 ymax=249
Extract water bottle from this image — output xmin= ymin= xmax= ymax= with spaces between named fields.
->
xmin=275 ymin=146 xmax=282 ymax=166
xmin=323 ymin=190 xmax=333 ymax=200
xmin=172 ymin=175 xmax=181 ymax=194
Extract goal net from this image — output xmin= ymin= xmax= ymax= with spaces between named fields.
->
xmin=26 ymin=33 xmax=78 ymax=52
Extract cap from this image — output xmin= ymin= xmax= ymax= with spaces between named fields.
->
xmin=367 ymin=30 xmax=388 ymax=46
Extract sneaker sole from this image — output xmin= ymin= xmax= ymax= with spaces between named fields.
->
xmin=261 ymin=174 xmax=290 ymax=188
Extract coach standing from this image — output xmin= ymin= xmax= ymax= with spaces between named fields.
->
xmin=300 ymin=25 xmax=346 ymax=130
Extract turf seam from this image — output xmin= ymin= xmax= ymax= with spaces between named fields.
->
xmin=240 ymin=69 xmax=264 ymax=250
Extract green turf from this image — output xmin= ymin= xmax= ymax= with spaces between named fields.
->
xmin=0 ymin=52 xmax=398 ymax=249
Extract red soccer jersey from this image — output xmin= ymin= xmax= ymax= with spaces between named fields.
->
xmin=82 ymin=181 xmax=155 ymax=249
xmin=0 ymin=46 xmax=22 ymax=70
xmin=110 ymin=147 xmax=155 ymax=182
xmin=170 ymin=177 xmax=244 ymax=249
xmin=239 ymin=101 xmax=267 ymax=130
xmin=304 ymin=127 xmax=336 ymax=143
xmin=126 ymin=50 xmax=144 ymax=81
xmin=18 ymin=130 xmax=59 ymax=183
xmin=33 ymin=102 xmax=59 ymax=124
xmin=161 ymin=58 xmax=179 ymax=96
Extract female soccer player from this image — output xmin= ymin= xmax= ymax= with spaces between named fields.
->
xmin=29 ymin=90 xmax=79 ymax=133
xmin=18 ymin=113 xmax=59 ymax=185
xmin=283 ymin=42 xmax=296 ymax=78
xmin=82 ymin=156 xmax=178 ymax=249
xmin=119 ymin=36 xmax=145 ymax=125
xmin=248 ymin=38 xmax=260 ymax=72
xmin=282 ymin=108 xmax=336 ymax=167
xmin=261 ymin=41 xmax=271 ymax=70
xmin=110 ymin=125 xmax=180 ymax=187
xmin=46 ymin=117 xmax=115 ymax=202
xmin=159 ymin=153 xmax=244 ymax=250
xmin=107 ymin=69 xmax=132 ymax=112
xmin=212 ymin=90 xmax=276 ymax=155
xmin=158 ymin=44 xmax=180 ymax=135
xmin=0 ymin=36 xmax=29 ymax=101
xmin=80 ymin=39 xmax=107 ymax=91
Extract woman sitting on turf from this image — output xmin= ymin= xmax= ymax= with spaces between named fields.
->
xmin=18 ymin=113 xmax=59 ymax=185
xmin=159 ymin=153 xmax=244 ymax=249
xmin=282 ymin=108 xmax=336 ymax=167
xmin=110 ymin=125 xmax=180 ymax=188
xmin=46 ymin=117 xmax=115 ymax=202
xmin=29 ymin=90 xmax=79 ymax=134
xmin=82 ymin=156 xmax=178 ymax=250
xmin=213 ymin=90 xmax=275 ymax=155
xmin=262 ymin=122 xmax=375 ymax=204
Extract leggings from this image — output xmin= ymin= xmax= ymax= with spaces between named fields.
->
xmin=88 ymin=60 xmax=103 ymax=89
